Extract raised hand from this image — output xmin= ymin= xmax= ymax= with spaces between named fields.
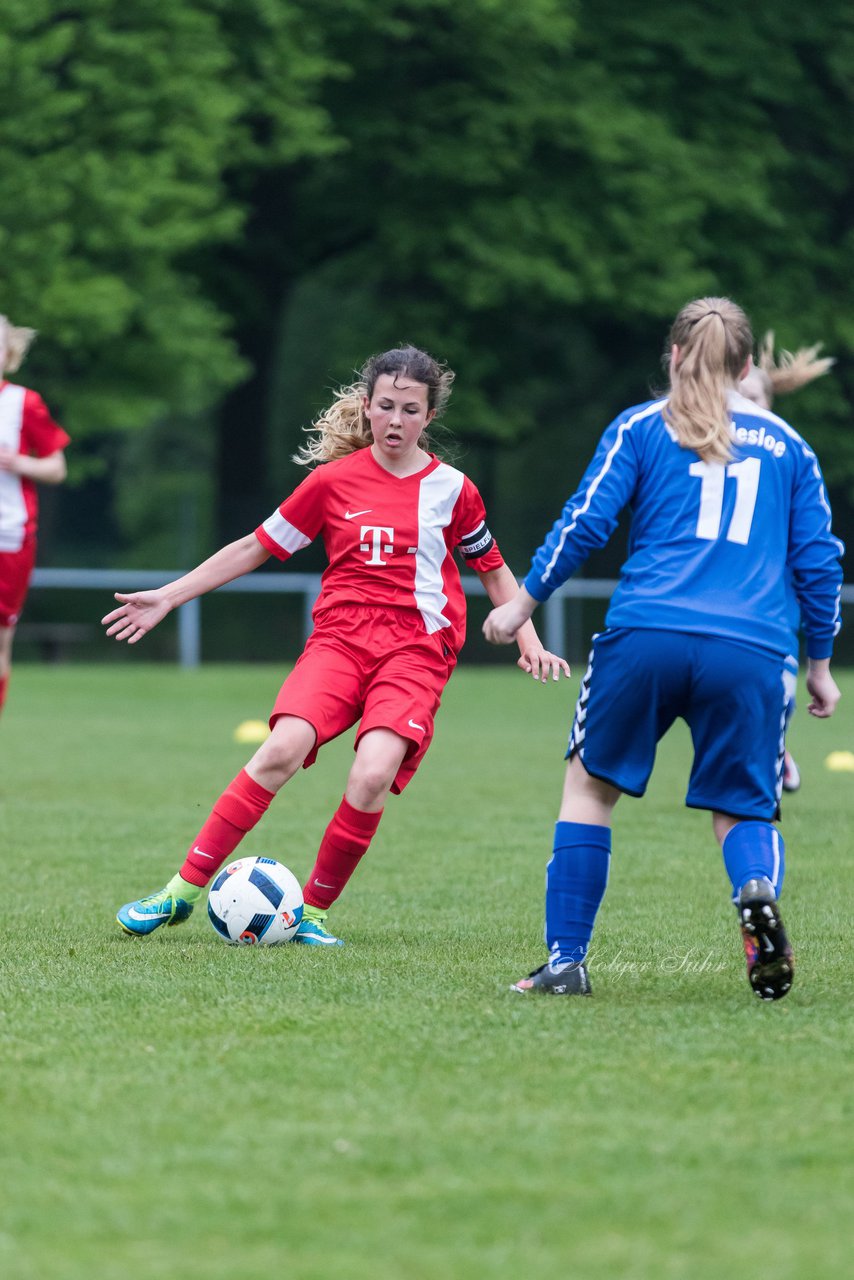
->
xmin=101 ymin=589 xmax=172 ymax=644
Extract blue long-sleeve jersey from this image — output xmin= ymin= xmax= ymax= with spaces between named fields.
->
xmin=524 ymin=391 xmax=844 ymax=659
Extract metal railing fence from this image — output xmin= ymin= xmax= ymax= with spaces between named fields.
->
xmin=30 ymin=568 xmax=627 ymax=667
xmin=31 ymin=568 xmax=854 ymax=668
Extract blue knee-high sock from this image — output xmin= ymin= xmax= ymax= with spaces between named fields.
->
xmin=722 ymin=821 xmax=785 ymax=902
xmin=545 ymin=821 xmax=611 ymax=967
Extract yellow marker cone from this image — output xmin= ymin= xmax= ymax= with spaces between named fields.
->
xmin=824 ymin=750 xmax=854 ymax=773
xmin=233 ymin=719 xmax=270 ymax=745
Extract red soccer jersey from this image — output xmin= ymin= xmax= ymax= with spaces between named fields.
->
xmin=0 ymin=382 xmax=70 ymax=552
xmin=255 ymin=449 xmax=504 ymax=655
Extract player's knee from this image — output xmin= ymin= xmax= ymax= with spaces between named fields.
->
xmin=257 ymin=749 xmax=302 ymax=788
xmin=251 ymin=721 xmax=314 ymax=787
xmin=347 ymin=759 xmax=397 ymax=807
xmin=712 ymin=811 xmax=740 ymax=846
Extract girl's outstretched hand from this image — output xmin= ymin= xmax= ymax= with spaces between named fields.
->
xmin=517 ymin=643 xmax=571 ymax=683
xmin=101 ymin=590 xmax=172 ymax=644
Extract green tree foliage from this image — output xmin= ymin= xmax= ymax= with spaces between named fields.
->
xmin=0 ymin=0 xmax=340 ymax=559
xmin=569 ymin=1 xmax=854 ymax=495
xmin=2 ymin=1 xmax=237 ymax=432
xmin=203 ymin=0 xmax=851 ymax=570
xmin=2 ymin=1 xmax=853 ymax=566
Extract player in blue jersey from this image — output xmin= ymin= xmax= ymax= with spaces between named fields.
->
xmin=739 ymin=332 xmax=835 ymax=793
xmin=484 ymin=296 xmax=843 ymax=1002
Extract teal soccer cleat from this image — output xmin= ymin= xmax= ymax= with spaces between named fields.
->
xmin=117 ymin=889 xmax=194 ymax=936
xmin=294 ymin=915 xmax=344 ymax=947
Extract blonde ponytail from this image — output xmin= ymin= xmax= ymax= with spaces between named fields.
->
xmin=293 ymin=383 xmax=373 ymax=466
xmin=0 ymin=315 xmax=37 ymax=374
xmin=664 ymin=297 xmax=753 ymax=465
xmin=757 ymin=331 xmax=834 ymax=399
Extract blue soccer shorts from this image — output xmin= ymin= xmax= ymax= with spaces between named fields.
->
xmin=566 ymin=627 xmax=788 ymax=820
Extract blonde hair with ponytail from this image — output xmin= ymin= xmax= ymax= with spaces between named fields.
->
xmin=757 ymin=330 xmax=834 ymax=400
xmin=0 ymin=315 xmax=37 ymax=374
xmin=293 ymin=345 xmax=455 ymax=467
xmin=664 ymin=297 xmax=753 ymax=465
xmin=293 ymin=381 xmax=374 ymax=465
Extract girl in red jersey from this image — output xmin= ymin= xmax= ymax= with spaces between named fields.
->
xmin=105 ymin=345 xmax=569 ymax=944
xmin=739 ymin=332 xmax=835 ymax=794
xmin=0 ymin=316 xmax=70 ymax=718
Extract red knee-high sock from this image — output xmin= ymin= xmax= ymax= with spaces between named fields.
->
xmin=0 ymin=674 xmax=8 ymax=715
xmin=303 ymin=796 xmax=383 ymax=910
xmin=179 ymin=769 xmax=276 ymax=887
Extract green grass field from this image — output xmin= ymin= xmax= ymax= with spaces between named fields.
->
xmin=1 ymin=662 xmax=852 ymax=1279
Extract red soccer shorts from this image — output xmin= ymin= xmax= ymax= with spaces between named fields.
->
xmin=0 ymin=540 xmax=37 ymax=627
xmin=270 ymin=605 xmax=457 ymax=793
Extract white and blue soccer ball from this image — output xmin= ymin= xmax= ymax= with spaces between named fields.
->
xmin=207 ymin=857 xmax=303 ymax=945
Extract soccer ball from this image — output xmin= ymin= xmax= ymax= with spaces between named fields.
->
xmin=207 ymin=857 xmax=304 ymax=945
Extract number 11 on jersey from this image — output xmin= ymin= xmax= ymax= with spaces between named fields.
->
xmin=690 ymin=457 xmax=761 ymax=545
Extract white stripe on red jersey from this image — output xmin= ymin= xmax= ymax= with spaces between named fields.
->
xmin=0 ymin=382 xmax=70 ymax=552
xmin=255 ymin=448 xmax=503 ymax=654
xmin=0 ymin=385 xmax=28 ymax=552
xmin=260 ymin=508 xmax=312 ymax=556
xmin=413 ymin=463 xmax=465 ymax=633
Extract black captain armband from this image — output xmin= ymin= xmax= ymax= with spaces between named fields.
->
xmin=459 ymin=522 xmax=495 ymax=560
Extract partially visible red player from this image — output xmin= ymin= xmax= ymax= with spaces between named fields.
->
xmin=739 ymin=331 xmax=836 ymax=794
xmin=105 ymin=345 xmax=570 ymax=945
xmin=0 ymin=315 xmax=70 ymax=718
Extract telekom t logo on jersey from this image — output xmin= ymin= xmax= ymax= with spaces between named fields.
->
xmin=360 ymin=524 xmax=394 ymax=565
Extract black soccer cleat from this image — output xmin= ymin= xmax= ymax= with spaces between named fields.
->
xmin=512 ymin=960 xmax=592 ymax=996
xmin=737 ymin=878 xmax=794 ymax=1002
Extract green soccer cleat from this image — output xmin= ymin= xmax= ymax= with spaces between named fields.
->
xmin=117 ymin=889 xmax=194 ymax=936
xmin=294 ymin=913 xmax=344 ymax=947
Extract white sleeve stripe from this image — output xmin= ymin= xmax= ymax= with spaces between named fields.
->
xmin=540 ymin=399 xmax=667 ymax=583
xmin=261 ymin=509 xmax=312 ymax=554
xmin=773 ymin=419 xmax=840 ymax=536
